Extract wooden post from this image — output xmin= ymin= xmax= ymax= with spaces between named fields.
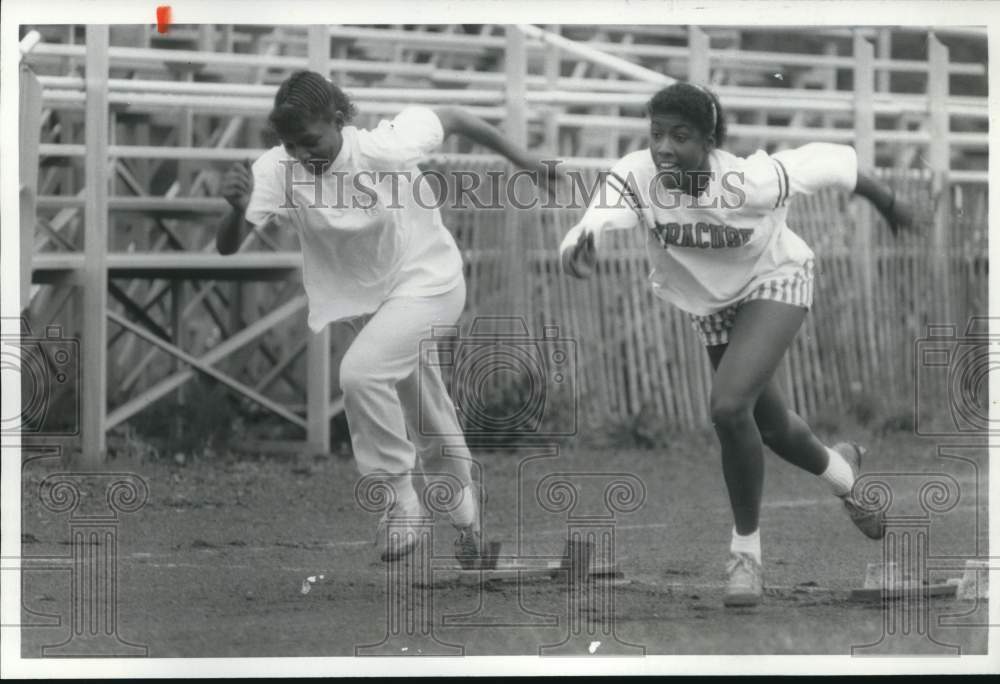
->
xmin=821 ymin=41 xmax=838 ymax=129
xmin=333 ymin=41 xmax=349 ymax=85
xmin=82 ymin=25 xmax=109 ymax=463
xmin=928 ymin=34 xmax=952 ymax=324
xmin=308 ymin=25 xmax=329 ymax=76
xmin=505 ymin=26 xmax=528 ymax=147
xmin=178 ymin=72 xmax=195 ymax=192
xmin=306 ymin=25 xmax=331 ymax=452
xmin=504 ymin=25 xmax=529 ymax=317
xmin=688 ymin=26 xmax=710 ymax=84
xmin=852 ymin=32 xmax=877 ymax=385
xmin=19 ymin=66 xmax=42 ymax=313
xmin=170 ymin=280 xmax=186 ymax=444
xmin=220 ymin=25 xmax=234 ymax=53
xmin=543 ymin=25 xmax=561 ymax=155
xmin=198 ymin=25 xmax=215 ymax=52
xmin=306 ymin=325 xmax=331 ymax=453
xmin=605 ymin=30 xmax=631 ymax=157
xmin=171 ymin=281 xmax=184 ymax=380
xmin=876 ymin=28 xmax=892 ymax=93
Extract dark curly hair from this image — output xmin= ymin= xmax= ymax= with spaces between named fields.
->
xmin=268 ymin=70 xmax=358 ymax=140
xmin=646 ymin=82 xmax=726 ymax=147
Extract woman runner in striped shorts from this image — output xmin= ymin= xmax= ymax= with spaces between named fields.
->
xmin=560 ymin=82 xmax=916 ymax=607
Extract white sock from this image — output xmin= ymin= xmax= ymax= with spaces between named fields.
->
xmin=820 ymin=446 xmax=855 ymax=497
xmin=449 ymin=484 xmax=480 ymax=530
xmin=390 ymin=473 xmax=420 ymax=512
xmin=730 ymin=527 xmax=761 ymax=565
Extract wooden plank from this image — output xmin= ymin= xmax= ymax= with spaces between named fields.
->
xmin=928 ymin=34 xmax=953 ymax=325
xmin=848 ymin=583 xmax=957 ymax=602
xmin=38 ymin=194 xmax=228 ymax=212
xmin=306 ymin=328 xmax=331 ymax=451
xmin=688 ymin=26 xmax=710 ymax=84
xmin=255 ymin=338 xmax=308 ymax=393
xmin=20 ymin=66 xmax=43 ymax=312
xmin=617 ymin=236 xmax=640 ymax=415
xmin=852 ymin=32 xmax=877 ymax=385
xmin=543 ymin=25 xmax=561 ymax=155
xmin=876 ymin=28 xmax=892 ymax=92
xmin=519 ymin=24 xmax=675 ymax=86
xmin=81 ymin=25 xmax=110 ymax=463
xmin=627 ymin=234 xmax=653 ymax=415
xmin=505 ymin=27 xmax=528 ymax=146
xmin=37 ymin=134 xmax=989 ymax=165
xmin=503 ymin=26 xmax=529 ymax=319
xmin=307 ymin=25 xmax=329 ymax=74
xmin=305 ymin=25 xmax=333 ymax=452
xmin=41 ymin=77 xmax=988 ymax=117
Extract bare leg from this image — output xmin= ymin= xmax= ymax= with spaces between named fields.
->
xmin=706 ymin=300 xmax=807 ymax=535
xmin=708 ymin=346 xmax=830 ymax=476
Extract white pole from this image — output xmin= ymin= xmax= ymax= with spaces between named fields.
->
xmin=19 ymin=30 xmax=42 ymax=58
xmin=518 ymin=24 xmax=675 ymax=86
xmin=82 ymin=25 xmax=109 ymax=463
xmin=306 ymin=25 xmax=332 ymax=453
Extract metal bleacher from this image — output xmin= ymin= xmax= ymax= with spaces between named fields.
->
xmin=17 ymin=24 xmax=988 ymax=461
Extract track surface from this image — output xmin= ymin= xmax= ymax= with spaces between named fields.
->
xmin=19 ymin=431 xmax=989 ymax=657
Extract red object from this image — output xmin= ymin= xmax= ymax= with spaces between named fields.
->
xmin=156 ymin=6 xmax=172 ymax=34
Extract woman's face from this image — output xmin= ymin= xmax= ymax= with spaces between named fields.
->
xmin=281 ymin=114 xmax=344 ymax=174
xmin=649 ymin=112 xmax=713 ymax=191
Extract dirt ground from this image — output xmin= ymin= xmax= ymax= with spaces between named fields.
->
xmin=18 ymin=429 xmax=989 ymax=659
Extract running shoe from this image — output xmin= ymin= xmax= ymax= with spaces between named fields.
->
xmin=834 ymin=441 xmax=886 ymax=540
xmin=724 ymin=552 xmax=763 ymax=608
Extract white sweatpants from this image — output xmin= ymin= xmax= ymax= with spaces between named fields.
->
xmin=337 ymin=280 xmax=472 ymax=492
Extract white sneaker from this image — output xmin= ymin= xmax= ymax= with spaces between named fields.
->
xmin=833 ymin=442 xmax=886 ymax=540
xmin=724 ymin=552 xmax=763 ymax=608
xmin=449 ymin=482 xmax=488 ymax=569
xmin=374 ymin=496 xmax=431 ymax=563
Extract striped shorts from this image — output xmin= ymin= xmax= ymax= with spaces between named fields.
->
xmin=689 ymin=260 xmax=815 ymax=347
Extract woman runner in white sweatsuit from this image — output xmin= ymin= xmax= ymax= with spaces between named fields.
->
xmin=218 ymin=71 xmax=555 ymax=565
xmin=561 ymin=82 xmax=916 ymax=607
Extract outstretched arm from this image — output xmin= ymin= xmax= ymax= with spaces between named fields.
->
xmin=433 ymin=106 xmax=559 ymax=186
xmin=853 ymin=172 xmax=915 ymax=236
xmin=559 ymin=166 xmax=644 ymax=279
xmin=765 ymin=143 xmax=919 ymax=236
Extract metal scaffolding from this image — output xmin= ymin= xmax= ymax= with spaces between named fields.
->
xmin=18 ymin=24 xmax=987 ymax=462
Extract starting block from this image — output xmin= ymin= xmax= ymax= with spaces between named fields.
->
xmin=849 ymin=562 xmax=957 ymax=602
xmin=425 ymin=538 xmax=624 ymax=585
xmin=956 ymin=559 xmax=990 ymax=600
